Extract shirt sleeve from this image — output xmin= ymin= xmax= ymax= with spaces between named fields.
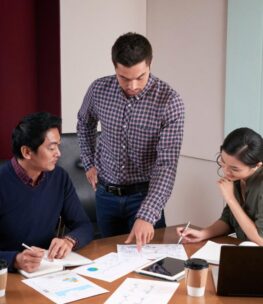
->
xmin=136 ymin=92 xmax=185 ymax=224
xmin=219 ymin=205 xmax=232 ymax=226
xmin=61 ymin=171 xmax=93 ymax=249
xmin=77 ymin=81 xmax=98 ymax=172
xmin=255 ymin=193 xmax=263 ymax=237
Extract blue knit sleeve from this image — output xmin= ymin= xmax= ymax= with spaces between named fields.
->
xmin=0 ymin=251 xmax=18 ymax=272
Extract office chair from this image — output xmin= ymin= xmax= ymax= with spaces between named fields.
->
xmin=57 ymin=132 xmax=101 ymax=239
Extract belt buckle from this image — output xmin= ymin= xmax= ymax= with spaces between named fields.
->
xmin=107 ymin=185 xmax=116 ymax=194
xmin=117 ymin=187 xmax=122 ymax=196
xmin=107 ymin=185 xmax=122 ymax=196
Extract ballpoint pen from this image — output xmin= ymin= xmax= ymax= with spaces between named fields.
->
xmin=177 ymin=221 xmax=190 ymax=245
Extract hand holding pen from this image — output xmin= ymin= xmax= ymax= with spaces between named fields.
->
xmin=177 ymin=221 xmax=191 ymax=245
xmin=14 ymin=243 xmax=45 ymax=272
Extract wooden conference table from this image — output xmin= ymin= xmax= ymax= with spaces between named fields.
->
xmin=3 ymin=225 xmax=263 ymax=304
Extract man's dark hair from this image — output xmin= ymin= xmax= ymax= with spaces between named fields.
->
xmin=12 ymin=112 xmax=61 ymax=159
xmin=218 ymin=127 xmax=263 ymax=168
xmin=111 ymin=32 xmax=153 ymax=67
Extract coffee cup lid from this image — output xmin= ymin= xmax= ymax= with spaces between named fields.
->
xmin=0 ymin=259 xmax=8 ymax=270
xmin=184 ymin=258 xmax=208 ymax=270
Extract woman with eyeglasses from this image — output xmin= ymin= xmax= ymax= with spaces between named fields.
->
xmin=176 ymin=127 xmax=263 ymax=245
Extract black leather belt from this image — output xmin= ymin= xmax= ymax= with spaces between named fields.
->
xmin=99 ymin=179 xmax=149 ymax=196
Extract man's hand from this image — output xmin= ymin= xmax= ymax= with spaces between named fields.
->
xmin=125 ymin=219 xmax=154 ymax=251
xmin=14 ymin=247 xmax=45 ymax=272
xmin=47 ymin=237 xmax=74 ymax=260
xmin=85 ymin=167 xmax=98 ymax=191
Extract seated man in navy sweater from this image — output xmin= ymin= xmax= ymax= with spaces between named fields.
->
xmin=0 ymin=112 xmax=93 ymax=272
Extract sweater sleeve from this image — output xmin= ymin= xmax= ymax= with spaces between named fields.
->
xmin=60 ymin=171 xmax=94 ymax=249
xmin=0 ymin=251 xmax=18 ymax=272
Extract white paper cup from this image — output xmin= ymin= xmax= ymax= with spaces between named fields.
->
xmin=184 ymin=258 xmax=208 ymax=297
xmin=0 ymin=260 xmax=8 ymax=297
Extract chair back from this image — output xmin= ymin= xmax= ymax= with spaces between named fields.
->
xmin=57 ymin=133 xmax=100 ymax=238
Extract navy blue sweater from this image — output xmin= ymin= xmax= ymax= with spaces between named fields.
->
xmin=0 ymin=161 xmax=93 ymax=271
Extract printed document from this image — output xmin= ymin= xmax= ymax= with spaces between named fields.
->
xmin=117 ymin=244 xmax=188 ymax=260
xmin=23 ymin=270 xmax=108 ymax=304
xmin=104 ymin=278 xmax=179 ymax=304
xmin=73 ymin=252 xmax=148 ymax=282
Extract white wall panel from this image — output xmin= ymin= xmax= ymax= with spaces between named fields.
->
xmin=165 ymin=156 xmax=224 ymax=227
xmin=147 ymin=0 xmax=226 ymax=161
xmin=60 ymin=0 xmax=146 ymax=132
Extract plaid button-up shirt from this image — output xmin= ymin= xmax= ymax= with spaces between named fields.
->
xmin=77 ymin=74 xmax=185 ymax=224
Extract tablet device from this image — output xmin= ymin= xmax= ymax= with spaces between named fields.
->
xmin=136 ymin=256 xmax=185 ymax=281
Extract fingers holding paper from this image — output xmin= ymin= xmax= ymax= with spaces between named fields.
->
xmin=15 ymin=247 xmax=45 ymax=272
xmin=48 ymin=237 xmax=73 ymax=260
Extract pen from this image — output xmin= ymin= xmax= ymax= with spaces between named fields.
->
xmin=177 ymin=221 xmax=190 ymax=245
xmin=22 ymin=243 xmax=34 ymax=251
xmin=22 ymin=243 xmax=48 ymax=261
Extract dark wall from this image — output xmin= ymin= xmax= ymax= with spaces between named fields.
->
xmin=0 ymin=0 xmax=61 ymax=159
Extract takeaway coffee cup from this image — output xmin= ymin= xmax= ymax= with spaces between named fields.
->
xmin=184 ymin=258 xmax=208 ymax=297
xmin=0 ymin=260 xmax=8 ymax=297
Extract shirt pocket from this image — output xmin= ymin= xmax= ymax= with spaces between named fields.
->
xmin=128 ymin=122 xmax=160 ymax=153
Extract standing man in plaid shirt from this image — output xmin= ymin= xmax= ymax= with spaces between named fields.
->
xmin=77 ymin=32 xmax=185 ymax=249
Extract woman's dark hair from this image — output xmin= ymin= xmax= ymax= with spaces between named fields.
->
xmin=219 ymin=127 xmax=263 ymax=167
xmin=111 ymin=32 xmax=152 ymax=67
xmin=12 ymin=112 xmax=61 ymax=159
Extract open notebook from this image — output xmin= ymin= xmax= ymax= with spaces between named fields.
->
xmin=191 ymin=240 xmax=258 ymax=264
xmin=19 ymin=251 xmax=92 ymax=278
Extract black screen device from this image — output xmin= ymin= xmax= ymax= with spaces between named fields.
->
xmin=136 ymin=256 xmax=185 ymax=281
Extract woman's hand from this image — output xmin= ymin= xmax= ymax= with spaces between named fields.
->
xmin=176 ymin=226 xmax=206 ymax=243
xmin=217 ymin=178 xmax=236 ymax=205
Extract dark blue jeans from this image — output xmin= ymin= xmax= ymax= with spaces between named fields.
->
xmin=95 ymin=183 xmax=166 ymax=237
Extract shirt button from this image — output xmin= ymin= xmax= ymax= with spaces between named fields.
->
xmin=121 ymin=165 xmax=125 ymax=169
xmin=122 ymin=145 xmax=126 ymax=149
xmin=123 ymin=125 xmax=127 ymax=128
xmin=128 ymin=104 xmax=131 ymax=107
